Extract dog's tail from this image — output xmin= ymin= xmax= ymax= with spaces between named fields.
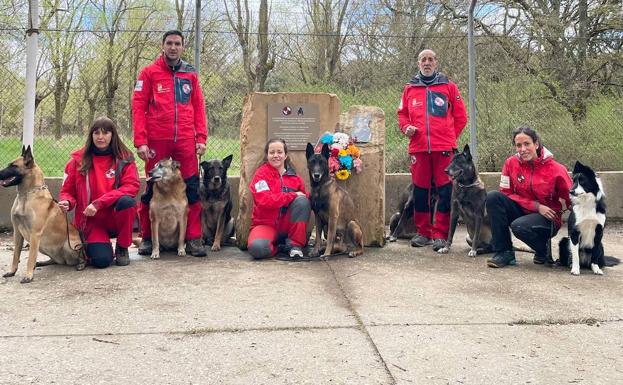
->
xmin=604 ymin=256 xmax=620 ymax=267
xmin=558 ymin=237 xmax=571 ymax=267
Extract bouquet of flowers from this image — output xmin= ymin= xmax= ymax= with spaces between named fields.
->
xmin=316 ymin=132 xmax=363 ymax=180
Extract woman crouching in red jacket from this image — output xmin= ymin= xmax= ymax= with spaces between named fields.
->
xmin=486 ymin=126 xmax=572 ymax=268
xmin=58 ymin=117 xmax=140 ymax=268
xmin=247 ymin=138 xmax=311 ymax=259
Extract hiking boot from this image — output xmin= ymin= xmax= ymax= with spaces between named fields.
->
xmin=137 ymin=239 xmax=152 ymax=255
xmin=432 ymin=239 xmax=446 ymax=252
xmin=487 ymin=250 xmax=516 ymax=268
xmin=289 ymin=246 xmax=304 ymax=259
xmin=115 ymin=245 xmax=130 ymax=266
xmin=411 ymin=234 xmax=433 ymax=247
xmin=186 ymin=238 xmax=207 ymax=257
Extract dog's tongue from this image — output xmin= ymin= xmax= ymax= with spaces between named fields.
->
xmin=1 ymin=177 xmax=15 ymax=186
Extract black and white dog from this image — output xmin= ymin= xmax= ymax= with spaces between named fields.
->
xmin=559 ymin=161 xmax=608 ymax=275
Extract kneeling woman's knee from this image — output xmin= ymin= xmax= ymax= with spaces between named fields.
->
xmin=115 ymin=195 xmax=136 ymax=211
xmin=248 ymin=239 xmax=272 ymax=259
xmin=289 ymin=196 xmax=311 ymax=222
xmin=485 ymin=190 xmax=505 ymax=208
xmin=86 ymin=243 xmax=114 ymax=268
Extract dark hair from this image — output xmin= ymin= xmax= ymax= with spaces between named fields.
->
xmin=162 ymin=30 xmax=184 ymax=44
xmin=261 ymin=138 xmax=295 ymax=172
xmin=512 ymin=125 xmax=542 ymax=157
xmin=79 ymin=116 xmax=132 ymax=175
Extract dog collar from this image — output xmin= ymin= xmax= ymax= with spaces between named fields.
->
xmin=19 ymin=184 xmax=48 ymax=196
xmin=458 ymin=180 xmax=483 ymax=189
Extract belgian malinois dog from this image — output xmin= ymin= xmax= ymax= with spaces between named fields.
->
xmin=148 ymin=158 xmax=188 ymax=259
xmin=0 ymin=146 xmax=85 ymax=283
xmin=199 ymin=155 xmax=235 ymax=251
xmin=437 ymin=144 xmax=492 ymax=257
xmin=305 ymin=143 xmax=363 ymax=258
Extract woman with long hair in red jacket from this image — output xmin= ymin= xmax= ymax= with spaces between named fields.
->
xmin=59 ymin=117 xmax=140 ymax=268
xmin=247 ymin=138 xmax=310 ymax=260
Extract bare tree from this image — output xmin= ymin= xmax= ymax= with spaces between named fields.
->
xmin=224 ymin=0 xmax=274 ymax=92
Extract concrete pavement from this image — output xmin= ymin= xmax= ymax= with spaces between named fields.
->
xmin=1 ymin=226 xmax=623 ymax=385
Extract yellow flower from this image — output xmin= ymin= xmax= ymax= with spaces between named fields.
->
xmin=336 ymin=169 xmax=350 ymax=180
xmin=347 ymin=144 xmax=360 ymax=158
xmin=338 ymin=149 xmax=348 ymax=157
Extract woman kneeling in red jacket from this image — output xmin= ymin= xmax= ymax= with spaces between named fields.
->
xmin=486 ymin=126 xmax=572 ymax=268
xmin=248 ymin=138 xmax=310 ymax=259
xmin=59 ymin=116 xmax=140 ymax=268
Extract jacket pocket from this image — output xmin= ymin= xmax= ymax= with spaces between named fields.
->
xmin=427 ymin=90 xmax=448 ymax=117
xmin=176 ymin=78 xmax=192 ymax=105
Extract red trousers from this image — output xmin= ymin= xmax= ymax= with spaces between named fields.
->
xmin=247 ymin=201 xmax=309 ymax=257
xmin=83 ymin=206 xmax=135 ymax=248
xmin=138 ymin=138 xmax=202 ymax=240
xmin=409 ymin=151 xmax=453 ymax=240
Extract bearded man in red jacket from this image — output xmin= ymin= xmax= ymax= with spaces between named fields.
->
xmin=397 ymin=49 xmax=468 ymax=251
xmin=132 ymin=30 xmax=208 ymax=257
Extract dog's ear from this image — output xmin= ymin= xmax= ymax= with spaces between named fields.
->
xmin=573 ymin=161 xmax=583 ymax=174
xmin=222 ymin=154 xmax=233 ymax=169
xmin=200 ymin=160 xmax=208 ymax=169
xmin=321 ymin=143 xmax=330 ymax=159
xmin=21 ymin=145 xmax=26 ymax=156
xmin=463 ymin=144 xmax=470 ymax=155
xmin=23 ymin=145 xmax=34 ymax=166
xmin=306 ymin=143 xmax=315 ymax=160
xmin=172 ymin=160 xmax=181 ymax=169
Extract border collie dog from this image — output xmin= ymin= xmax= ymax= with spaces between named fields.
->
xmin=559 ymin=161 xmax=606 ymax=275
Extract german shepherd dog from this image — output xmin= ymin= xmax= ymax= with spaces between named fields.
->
xmin=437 ymin=145 xmax=492 ymax=257
xmin=306 ymin=143 xmax=364 ymax=258
xmin=200 ymin=155 xmax=235 ymax=251
xmin=0 ymin=146 xmax=85 ymax=283
xmin=148 ymin=158 xmax=188 ymax=260
xmin=558 ymin=161 xmax=618 ymax=275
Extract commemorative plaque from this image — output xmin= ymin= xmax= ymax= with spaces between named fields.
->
xmin=267 ymin=103 xmax=320 ymax=150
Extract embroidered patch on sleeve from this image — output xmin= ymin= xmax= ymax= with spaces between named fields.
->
xmin=254 ymin=180 xmax=269 ymax=192
xmin=134 ymin=80 xmax=143 ymax=91
xmin=500 ymin=175 xmax=510 ymax=189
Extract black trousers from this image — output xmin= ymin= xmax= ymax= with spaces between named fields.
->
xmin=486 ymin=191 xmax=558 ymax=257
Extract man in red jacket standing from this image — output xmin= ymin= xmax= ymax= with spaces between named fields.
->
xmin=397 ymin=49 xmax=468 ymax=251
xmin=132 ymin=30 xmax=208 ymax=257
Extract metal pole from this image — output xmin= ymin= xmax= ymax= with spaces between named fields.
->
xmin=468 ymin=0 xmax=478 ymax=167
xmin=194 ymin=0 xmax=201 ymax=74
xmin=22 ymin=0 xmax=39 ymax=150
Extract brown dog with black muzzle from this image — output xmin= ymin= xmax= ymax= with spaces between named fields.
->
xmin=0 ymin=146 xmax=86 ymax=283
xmin=305 ymin=143 xmax=364 ymax=259
xmin=147 ymin=158 xmax=188 ymax=259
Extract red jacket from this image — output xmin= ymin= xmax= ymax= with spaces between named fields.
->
xmin=59 ymin=148 xmax=140 ymax=230
xmin=132 ymin=55 xmax=208 ymax=147
xmin=397 ymin=72 xmax=468 ymax=153
xmin=250 ymin=163 xmax=307 ymax=227
xmin=499 ymin=148 xmax=572 ymax=228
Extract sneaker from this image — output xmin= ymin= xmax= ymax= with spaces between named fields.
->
xmin=432 ymin=238 xmax=446 ymax=252
xmin=487 ymin=250 xmax=516 ymax=268
xmin=186 ymin=238 xmax=207 ymax=257
xmin=289 ymin=246 xmax=304 ymax=259
xmin=137 ymin=239 xmax=152 ymax=255
xmin=410 ymin=234 xmax=433 ymax=247
xmin=115 ymin=245 xmax=130 ymax=266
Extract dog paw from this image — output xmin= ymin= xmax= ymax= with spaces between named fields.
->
xmin=2 ymin=271 xmax=16 ymax=278
xmin=177 ymin=249 xmax=186 ymax=257
xmin=211 ymin=244 xmax=221 ymax=252
xmin=467 ymin=249 xmax=477 ymax=258
xmin=437 ymin=246 xmax=450 ymax=254
xmin=570 ymin=267 xmax=580 ymax=276
xmin=388 ymin=235 xmax=397 ymax=242
xmin=591 ymin=264 xmax=604 ymax=275
xmin=309 ymin=249 xmax=320 ymax=258
xmin=320 ymin=254 xmax=330 ymax=261
xmin=151 ymin=252 xmax=160 ymax=260
xmin=75 ymin=262 xmax=86 ymax=271
xmin=348 ymin=250 xmax=363 ymax=258
xmin=20 ymin=276 xmax=33 ymax=284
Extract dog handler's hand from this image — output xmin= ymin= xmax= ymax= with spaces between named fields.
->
xmin=404 ymin=125 xmax=417 ymax=137
xmin=137 ymin=145 xmax=150 ymax=161
xmin=537 ymin=203 xmax=556 ymax=221
xmin=196 ymin=143 xmax=206 ymax=156
xmin=58 ymin=200 xmax=70 ymax=212
xmin=83 ymin=203 xmax=97 ymax=217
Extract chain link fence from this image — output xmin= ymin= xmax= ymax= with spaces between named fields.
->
xmin=1 ymin=28 xmax=621 ymax=176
